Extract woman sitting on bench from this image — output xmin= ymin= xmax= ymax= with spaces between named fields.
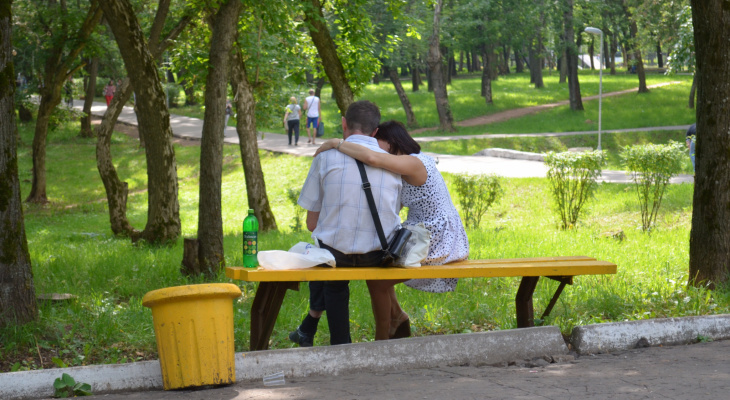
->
xmin=315 ymin=120 xmax=469 ymax=340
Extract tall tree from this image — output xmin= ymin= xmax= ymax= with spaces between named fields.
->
xmin=427 ymin=0 xmax=455 ymax=132
xmin=302 ymin=0 xmax=354 ymax=115
xmin=196 ymin=0 xmax=242 ymax=275
xmin=564 ymin=0 xmax=583 ymax=111
xmin=688 ymin=0 xmax=730 ymax=288
xmin=24 ymin=0 xmax=103 ymax=203
xmin=623 ymin=1 xmax=648 ymax=93
xmin=100 ymin=0 xmax=181 ymax=243
xmin=79 ymin=57 xmax=98 ymax=138
xmin=230 ymin=48 xmax=278 ymax=232
xmin=94 ymin=4 xmax=190 ymax=238
xmin=1 ymin=0 xmax=37 ymax=326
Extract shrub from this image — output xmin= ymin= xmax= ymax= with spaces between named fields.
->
xmin=545 ymin=150 xmax=605 ymax=229
xmin=453 ymin=174 xmax=503 ymax=229
xmin=621 ymin=141 xmax=685 ymax=232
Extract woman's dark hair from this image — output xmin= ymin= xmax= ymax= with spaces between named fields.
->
xmin=375 ymin=120 xmax=421 ymax=155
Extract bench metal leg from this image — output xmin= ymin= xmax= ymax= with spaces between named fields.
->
xmin=250 ymin=281 xmax=299 ymax=351
xmin=515 ymin=277 xmax=539 ymax=328
xmin=541 ymin=277 xmax=573 ymax=319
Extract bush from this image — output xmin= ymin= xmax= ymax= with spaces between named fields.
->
xmin=545 ymin=150 xmax=605 ymax=229
xmin=453 ymin=174 xmax=503 ymax=229
xmin=621 ymin=141 xmax=685 ymax=232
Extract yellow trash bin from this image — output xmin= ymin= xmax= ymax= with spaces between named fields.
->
xmin=142 ymin=283 xmax=242 ymax=390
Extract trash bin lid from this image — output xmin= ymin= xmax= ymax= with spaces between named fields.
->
xmin=142 ymin=283 xmax=242 ymax=308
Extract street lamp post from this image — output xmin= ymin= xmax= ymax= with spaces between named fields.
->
xmin=585 ymin=27 xmax=603 ymax=151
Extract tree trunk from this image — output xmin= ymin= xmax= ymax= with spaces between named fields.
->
xmin=26 ymin=1 xmax=102 ymax=203
xmin=625 ymin=5 xmax=649 ymax=93
xmin=559 ymin=49 xmax=568 ymax=83
xmin=231 ymin=50 xmax=277 ymax=232
xmin=96 ymin=79 xmax=138 ymax=238
xmin=100 ymin=0 xmax=181 ymax=244
xmin=388 ymin=69 xmax=418 ymax=127
xmin=564 ymin=0 xmax=583 ymax=111
xmin=412 ymin=58 xmax=420 ymax=92
xmin=689 ymin=0 xmax=730 ymax=288
xmin=609 ymin=30 xmax=617 ymax=75
xmin=502 ymin=44 xmax=510 ymax=74
xmin=427 ymin=0 xmax=455 ymax=132
xmin=530 ymin=41 xmax=544 ymax=89
xmin=79 ymin=57 xmax=98 ymax=138
xmin=589 ymin=37 xmax=595 ymax=70
xmin=689 ymin=73 xmax=696 ymax=109
xmin=481 ymin=49 xmax=493 ymax=104
xmin=1 ymin=1 xmax=37 ymax=326
xmin=196 ymin=0 xmax=241 ymax=276
xmin=515 ymin=48 xmax=524 ymax=73
xmin=315 ymin=75 xmax=326 ymax=98
xmin=656 ymin=41 xmax=663 ymax=68
xmin=458 ymin=50 xmax=464 ymax=71
xmin=304 ymin=0 xmax=353 ymax=115
xmin=26 ymin=86 xmax=58 ymax=203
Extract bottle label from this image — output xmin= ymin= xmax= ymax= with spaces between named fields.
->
xmin=243 ymin=231 xmax=258 ymax=256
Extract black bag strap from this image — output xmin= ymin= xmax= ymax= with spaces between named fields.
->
xmin=355 ymin=160 xmax=389 ymax=251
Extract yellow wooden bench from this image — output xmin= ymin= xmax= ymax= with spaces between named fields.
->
xmin=226 ymin=256 xmax=617 ymax=351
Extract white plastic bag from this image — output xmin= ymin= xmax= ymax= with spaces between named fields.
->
xmin=257 ymin=242 xmax=336 ymax=270
xmin=395 ymin=223 xmax=431 ymax=268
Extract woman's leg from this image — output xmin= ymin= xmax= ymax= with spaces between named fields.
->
xmin=287 ymin=120 xmax=293 ymax=145
xmin=294 ymin=120 xmax=300 ymax=145
xmin=366 ymin=279 xmax=407 ymax=340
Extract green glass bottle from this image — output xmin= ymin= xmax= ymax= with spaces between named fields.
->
xmin=243 ymin=209 xmax=259 ymax=268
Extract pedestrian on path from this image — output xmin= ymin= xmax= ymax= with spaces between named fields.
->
xmin=303 ymin=89 xmax=321 ymax=145
xmin=224 ymin=100 xmax=233 ymax=137
xmin=104 ymin=80 xmax=116 ymax=107
xmin=686 ymin=123 xmax=696 ymax=173
xmin=64 ymin=76 xmax=73 ymax=108
xmin=283 ymin=96 xmax=301 ymax=145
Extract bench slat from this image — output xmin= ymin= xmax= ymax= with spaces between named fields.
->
xmin=226 ymin=258 xmax=616 ymax=282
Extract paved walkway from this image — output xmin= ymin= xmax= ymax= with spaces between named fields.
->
xmin=75 ymin=99 xmax=694 ymax=184
xmin=76 ymin=339 xmax=730 ymax=400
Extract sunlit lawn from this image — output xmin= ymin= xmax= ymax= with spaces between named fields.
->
xmin=2 ymin=114 xmax=727 ymax=372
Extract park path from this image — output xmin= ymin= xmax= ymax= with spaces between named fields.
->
xmin=74 ymin=82 xmax=693 ymax=183
xmin=412 ymin=80 xmax=682 ymax=133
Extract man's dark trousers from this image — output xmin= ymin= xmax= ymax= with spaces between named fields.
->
xmin=309 ymin=241 xmax=384 ymax=345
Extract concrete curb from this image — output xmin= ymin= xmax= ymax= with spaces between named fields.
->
xmin=570 ymin=314 xmax=730 ymax=354
xmin=0 ymin=327 xmax=565 ymax=400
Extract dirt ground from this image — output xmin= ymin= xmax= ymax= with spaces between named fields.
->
xmin=76 ymin=339 xmax=730 ymax=400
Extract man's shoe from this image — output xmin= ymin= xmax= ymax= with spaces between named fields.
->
xmin=289 ymin=328 xmax=313 ymax=347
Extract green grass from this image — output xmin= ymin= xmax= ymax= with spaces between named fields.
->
xmin=2 ymin=115 xmax=727 ymax=373
xmin=268 ymin=70 xmax=691 ymax=135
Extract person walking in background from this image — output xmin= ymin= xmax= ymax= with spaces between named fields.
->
xmin=224 ymin=100 xmax=233 ymax=137
xmin=103 ymin=80 xmax=116 ymax=107
xmin=283 ymin=96 xmax=302 ymax=146
xmin=303 ymin=89 xmax=321 ymax=145
xmin=64 ymin=76 xmax=73 ymax=108
xmin=686 ymin=123 xmax=697 ymax=174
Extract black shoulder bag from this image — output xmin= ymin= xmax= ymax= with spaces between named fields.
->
xmin=355 ymin=160 xmax=411 ymax=266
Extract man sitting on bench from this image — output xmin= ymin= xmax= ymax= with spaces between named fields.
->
xmin=289 ymin=100 xmax=402 ymax=347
